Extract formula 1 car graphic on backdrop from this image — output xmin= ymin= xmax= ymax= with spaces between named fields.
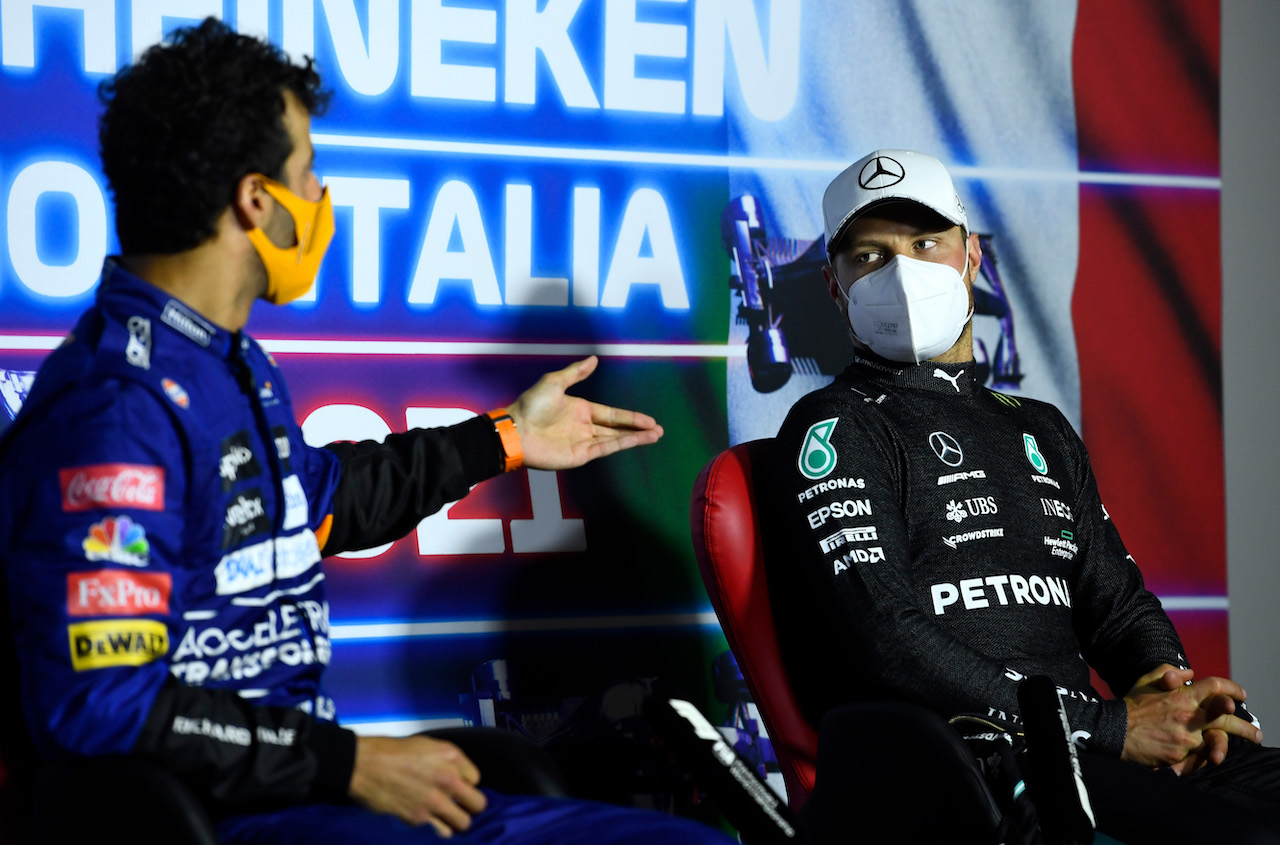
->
xmin=0 ymin=369 xmax=36 ymax=434
xmin=721 ymin=195 xmax=1025 ymax=393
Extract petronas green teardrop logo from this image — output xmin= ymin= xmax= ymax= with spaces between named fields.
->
xmin=799 ymin=418 xmax=839 ymax=480
xmin=1024 ymin=433 xmax=1048 ymax=474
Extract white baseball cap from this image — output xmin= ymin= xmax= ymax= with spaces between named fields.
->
xmin=822 ymin=149 xmax=968 ymax=255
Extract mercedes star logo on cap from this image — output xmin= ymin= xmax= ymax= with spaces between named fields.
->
xmin=858 ymin=155 xmax=906 ymax=190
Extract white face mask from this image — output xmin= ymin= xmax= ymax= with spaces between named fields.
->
xmin=836 ymin=252 xmax=973 ymax=363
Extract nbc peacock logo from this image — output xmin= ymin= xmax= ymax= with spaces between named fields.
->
xmin=82 ymin=515 xmax=151 ymax=567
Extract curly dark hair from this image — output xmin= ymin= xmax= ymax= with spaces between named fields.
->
xmin=99 ymin=17 xmax=330 ymax=255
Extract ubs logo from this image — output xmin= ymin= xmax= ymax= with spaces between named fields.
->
xmin=858 ymin=155 xmax=906 ymax=190
xmin=929 ymin=431 xmax=964 ymax=467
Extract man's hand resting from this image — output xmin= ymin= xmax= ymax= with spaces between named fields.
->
xmin=507 ymin=356 xmax=663 ymax=470
xmin=1121 ymin=664 xmax=1262 ymax=774
xmin=349 ymin=735 xmax=488 ymax=836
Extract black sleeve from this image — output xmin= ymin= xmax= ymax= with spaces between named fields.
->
xmin=321 ymin=414 xmax=504 ymax=555
xmin=1064 ymin=418 xmax=1188 ymax=698
xmin=130 ymin=677 xmax=356 ymax=811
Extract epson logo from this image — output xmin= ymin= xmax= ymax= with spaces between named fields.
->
xmin=930 ymin=573 xmax=1072 ymax=615
xmin=807 ymin=499 xmax=872 ymax=529
xmin=796 ymin=477 xmax=865 ymax=502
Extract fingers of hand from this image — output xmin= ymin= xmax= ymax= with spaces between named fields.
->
xmin=1158 ymin=667 xmax=1194 ymax=691
xmin=1202 ymin=711 xmax=1262 ymax=743
xmin=549 ymin=356 xmax=597 ymax=390
xmin=1203 ymin=729 xmax=1230 ymax=765
xmin=589 ymin=400 xmax=659 ymax=432
xmin=418 ymin=781 xmax=478 ymax=832
xmin=1200 ymin=692 xmax=1237 ymax=718
xmin=1192 ymin=676 xmax=1247 ymax=703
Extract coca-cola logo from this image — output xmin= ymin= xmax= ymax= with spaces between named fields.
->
xmin=59 ymin=464 xmax=165 ymax=512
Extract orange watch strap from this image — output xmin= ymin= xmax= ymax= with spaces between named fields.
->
xmin=486 ymin=408 xmax=523 ymax=472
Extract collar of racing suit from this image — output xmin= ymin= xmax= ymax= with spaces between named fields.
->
xmin=842 ymin=354 xmax=979 ymax=397
xmin=98 ymin=257 xmax=239 ymax=361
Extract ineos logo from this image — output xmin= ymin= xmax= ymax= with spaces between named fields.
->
xmin=929 ymin=431 xmax=964 ymax=467
xmin=858 ymin=155 xmax=906 ymax=190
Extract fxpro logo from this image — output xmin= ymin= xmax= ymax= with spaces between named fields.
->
xmin=930 ymin=573 xmax=1073 ymax=615
xmin=66 ymin=570 xmax=171 ymax=617
xmin=807 ymin=498 xmax=872 ymax=529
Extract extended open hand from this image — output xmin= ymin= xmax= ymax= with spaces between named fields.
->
xmin=506 ymin=356 xmax=664 ymax=470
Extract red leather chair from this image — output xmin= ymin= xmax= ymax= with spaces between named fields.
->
xmin=689 ymin=439 xmax=817 ymax=810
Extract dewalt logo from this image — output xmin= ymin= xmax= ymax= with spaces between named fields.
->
xmin=68 ymin=619 xmax=168 ymax=671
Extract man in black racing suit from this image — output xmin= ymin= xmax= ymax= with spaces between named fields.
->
xmin=765 ymin=149 xmax=1280 ymax=843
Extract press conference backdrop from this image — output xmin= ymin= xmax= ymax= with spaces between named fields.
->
xmin=0 ymin=0 xmax=1227 ymax=776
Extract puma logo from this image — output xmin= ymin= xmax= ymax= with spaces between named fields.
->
xmin=933 ymin=368 xmax=963 ymax=392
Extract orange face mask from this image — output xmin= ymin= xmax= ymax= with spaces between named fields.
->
xmin=246 ymin=175 xmax=334 ymax=305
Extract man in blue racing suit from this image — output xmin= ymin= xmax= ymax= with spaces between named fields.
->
xmin=766 ymin=149 xmax=1280 ymax=843
xmin=0 ymin=18 xmax=732 ymax=845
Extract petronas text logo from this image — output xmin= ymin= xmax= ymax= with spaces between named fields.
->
xmin=799 ymin=418 xmax=839 ymax=480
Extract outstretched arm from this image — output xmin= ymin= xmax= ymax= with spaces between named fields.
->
xmin=507 ymin=356 xmax=663 ymax=470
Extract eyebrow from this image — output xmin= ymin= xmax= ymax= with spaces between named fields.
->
xmin=850 ymin=228 xmax=951 ymax=248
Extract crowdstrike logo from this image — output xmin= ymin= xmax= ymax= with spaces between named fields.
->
xmin=858 ymin=155 xmax=906 ymax=190
xmin=942 ymin=527 xmax=1004 ymax=549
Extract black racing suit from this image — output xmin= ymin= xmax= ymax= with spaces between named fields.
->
xmin=767 ymin=356 xmax=1280 ymax=842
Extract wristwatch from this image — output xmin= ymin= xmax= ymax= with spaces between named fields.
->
xmin=486 ymin=408 xmax=523 ymax=473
